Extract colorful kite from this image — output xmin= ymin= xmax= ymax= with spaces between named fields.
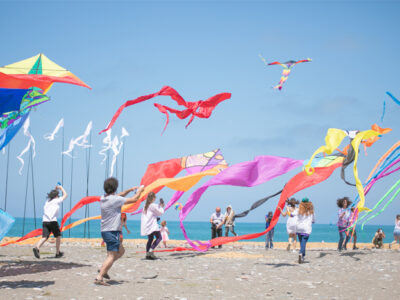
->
xmin=0 ymin=88 xmax=49 ymax=129
xmin=259 ymin=55 xmax=311 ymax=90
xmin=99 ymin=86 xmax=231 ymax=134
xmin=0 ymin=53 xmax=90 ymax=92
xmin=0 ymin=88 xmax=49 ymax=151
xmin=1 ymin=149 xmax=228 ymax=246
xmin=304 ymin=125 xmax=391 ymax=212
xmin=0 ymin=209 xmax=15 ymax=242
xmin=177 ymin=155 xmax=303 ymax=251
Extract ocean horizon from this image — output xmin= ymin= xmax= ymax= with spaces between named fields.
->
xmin=5 ymin=218 xmax=396 ymax=244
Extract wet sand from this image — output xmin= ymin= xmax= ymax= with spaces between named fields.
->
xmin=0 ymin=239 xmax=399 ymax=299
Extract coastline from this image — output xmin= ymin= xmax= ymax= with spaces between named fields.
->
xmin=1 ymin=236 xmax=395 ymax=250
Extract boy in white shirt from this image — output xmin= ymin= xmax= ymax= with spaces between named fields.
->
xmin=33 ymin=185 xmax=67 ymax=259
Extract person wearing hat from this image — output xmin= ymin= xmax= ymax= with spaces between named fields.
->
xmin=294 ymin=198 xmax=315 ymax=264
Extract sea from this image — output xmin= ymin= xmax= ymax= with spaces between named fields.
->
xmin=6 ymin=218 xmax=395 ymax=244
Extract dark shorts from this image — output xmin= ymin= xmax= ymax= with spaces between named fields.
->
xmin=42 ymin=221 xmax=61 ymax=238
xmin=101 ymin=231 xmax=121 ymax=252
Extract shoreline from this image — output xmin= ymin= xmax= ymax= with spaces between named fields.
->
xmin=2 ymin=236 xmax=396 ymax=250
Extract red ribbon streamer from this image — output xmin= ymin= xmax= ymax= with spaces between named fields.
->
xmin=99 ymin=86 xmax=231 ymax=134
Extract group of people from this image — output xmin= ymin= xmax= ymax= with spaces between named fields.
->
xmin=209 ymin=205 xmax=237 ymax=248
xmin=31 ymin=179 xmax=400 ymax=285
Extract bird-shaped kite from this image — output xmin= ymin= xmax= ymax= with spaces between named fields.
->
xmin=99 ymin=86 xmax=231 ymax=135
xmin=259 ymin=55 xmax=311 ymax=90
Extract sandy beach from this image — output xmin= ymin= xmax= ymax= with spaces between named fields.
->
xmin=0 ymin=238 xmax=399 ymax=299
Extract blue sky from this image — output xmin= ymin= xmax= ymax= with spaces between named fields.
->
xmin=0 ymin=0 xmax=399 ymax=227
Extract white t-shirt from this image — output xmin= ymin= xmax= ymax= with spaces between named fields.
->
xmin=210 ymin=212 xmax=225 ymax=226
xmin=394 ymin=219 xmax=400 ymax=232
xmin=42 ymin=197 xmax=64 ymax=222
xmin=294 ymin=211 xmax=315 ymax=235
xmin=141 ymin=203 xmax=164 ymax=236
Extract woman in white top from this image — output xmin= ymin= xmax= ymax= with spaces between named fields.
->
xmin=33 ymin=185 xmax=67 ymax=259
xmin=278 ymin=198 xmax=299 ymax=252
xmin=141 ymin=192 xmax=164 ymax=259
xmin=390 ymin=214 xmax=400 ymax=250
xmin=294 ymin=198 xmax=315 ymax=264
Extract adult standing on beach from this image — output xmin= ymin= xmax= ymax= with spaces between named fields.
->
xmin=224 ymin=205 xmax=237 ymax=237
xmin=265 ymin=211 xmax=274 ymax=249
xmin=141 ymin=192 xmax=165 ymax=259
xmin=278 ymin=198 xmax=299 ymax=252
xmin=337 ymin=197 xmax=352 ymax=251
xmin=390 ymin=214 xmax=400 ymax=250
xmin=33 ymin=185 xmax=68 ymax=259
xmin=210 ymin=207 xmax=224 ymax=248
xmin=95 ymin=178 xmax=144 ymax=286
xmin=295 ymin=198 xmax=315 ymax=264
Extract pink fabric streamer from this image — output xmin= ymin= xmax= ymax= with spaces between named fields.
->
xmin=178 ymin=155 xmax=303 ymax=251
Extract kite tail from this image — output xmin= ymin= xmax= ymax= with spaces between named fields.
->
xmin=234 ymin=189 xmax=282 ymax=219
xmin=381 ymin=99 xmax=386 ymax=122
xmin=154 ymin=103 xmax=170 ymax=134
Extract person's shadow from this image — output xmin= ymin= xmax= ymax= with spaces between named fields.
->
xmin=0 ymin=260 xmax=89 ymax=277
xmin=0 ymin=280 xmax=54 ymax=289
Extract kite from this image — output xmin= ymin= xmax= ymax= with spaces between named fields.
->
xmin=159 ymin=161 xmax=343 ymax=253
xmin=0 ymin=88 xmax=49 ymax=151
xmin=304 ymin=125 xmax=390 ymax=212
xmin=0 ymin=87 xmax=49 ymax=129
xmin=0 ymin=209 xmax=15 ymax=242
xmin=381 ymin=92 xmax=400 ymax=121
xmin=44 ymin=118 xmax=64 ymax=141
xmin=0 ymin=149 xmax=229 ymax=246
xmin=16 ymin=117 xmax=36 ymax=175
xmin=99 ymin=86 xmax=231 ymax=134
xmin=62 ymin=121 xmax=92 ymax=157
xmin=99 ymin=129 xmax=112 ymax=164
xmin=177 ymin=155 xmax=303 ymax=251
xmin=0 ymin=53 xmax=90 ymax=92
xmin=174 ymin=202 xmax=183 ymax=211
xmin=109 ymin=127 xmax=129 ymax=176
xmin=345 ymin=142 xmax=400 ymax=230
xmin=259 ymin=55 xmax=311 ymax=90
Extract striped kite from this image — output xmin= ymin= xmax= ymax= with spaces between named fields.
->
xmin=259 ymin=55 xmax=311 ymax=90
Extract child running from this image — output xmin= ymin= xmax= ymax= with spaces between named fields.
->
xmin=95 ymin=178 xmax=144 ymax=286
xmin=295 ymin=198 xmax=315 ymax=264
xmin=141 ymin=192 xmax=165 ymax=259
xmin=33 ymin=185 xmax=67 ymax=259
xmin=160 ymin=220 xmax=170 ymax=248
xmin=278 ymin=198 xmax=299 ymax=252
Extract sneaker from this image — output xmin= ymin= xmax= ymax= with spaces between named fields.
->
xmin=150 ymin=252 xmax=158 ymax=260
xmin=55 ymin=252 xmax=64 ymax=258
xmin=353 ymin=246 xmax=359 ymax=250
xmin=145 ymin=252 xmax=153 ymax=260
xmin=298 ymin=254 xmax=302 ymax=264
xmin=33 ymin=247 xmax=40 ymax=259
xmin=292 ymin=249 xmax=297 ymax=253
